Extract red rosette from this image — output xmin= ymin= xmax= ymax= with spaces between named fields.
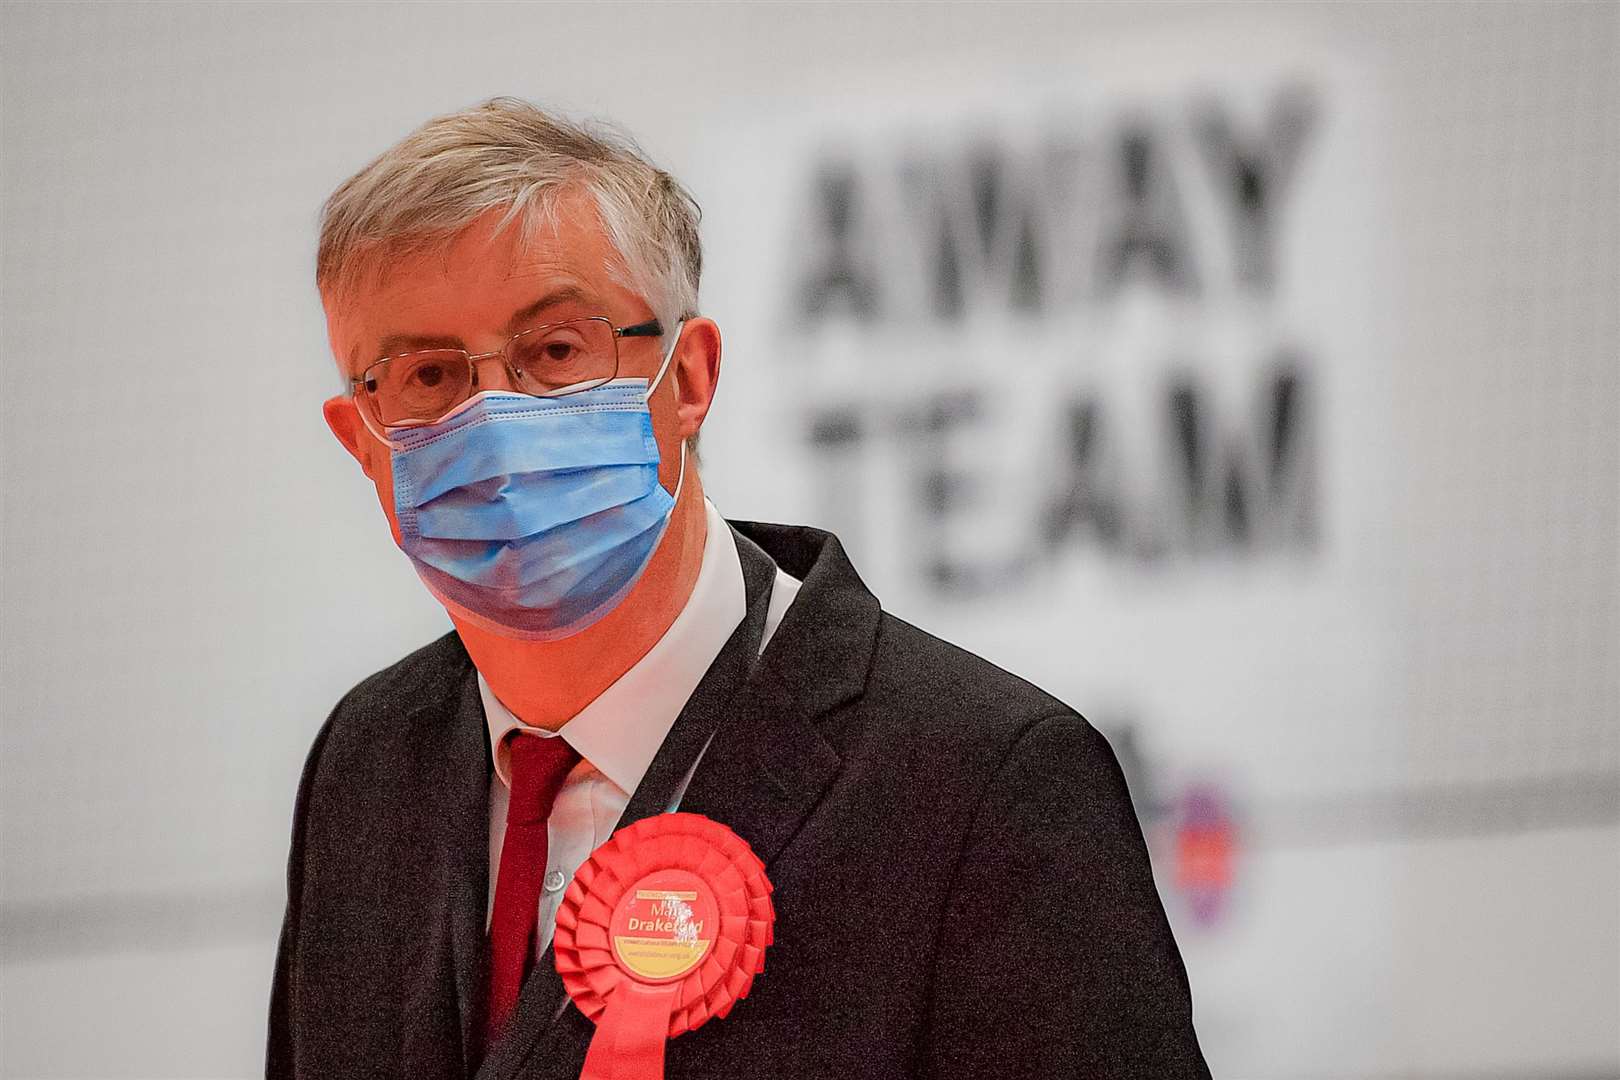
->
xmin=553 ymin=812 xmax=774 ymax=1080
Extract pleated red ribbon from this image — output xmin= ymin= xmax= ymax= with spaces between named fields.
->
xmin=554 ymin=812 xmax=775 ymax=1080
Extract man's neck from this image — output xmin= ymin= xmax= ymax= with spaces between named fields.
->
xmin=451 ymin=477 xmax=709 ymax=731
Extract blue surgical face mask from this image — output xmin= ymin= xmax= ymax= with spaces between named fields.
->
xmin=388 ymin=327 xmax=685 ymax=641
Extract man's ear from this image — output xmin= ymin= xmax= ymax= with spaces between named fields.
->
xmin=323 ymin=393 xmax=405 ymax=547
xmin=324 ymin=395 xmax=381 ymax=476
xmin=671 ymin=317 xmax=722 ymax=441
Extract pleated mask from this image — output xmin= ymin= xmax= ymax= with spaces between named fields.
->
xmin=389 ymin=340 xmax=684 ymax=641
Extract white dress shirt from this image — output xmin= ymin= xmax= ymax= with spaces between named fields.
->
xmin=479 ymin=498 xmax=800 ymax=959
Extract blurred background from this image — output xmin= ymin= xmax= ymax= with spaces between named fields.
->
xmin=2 ymin=1 xmax=1616 ymax=1076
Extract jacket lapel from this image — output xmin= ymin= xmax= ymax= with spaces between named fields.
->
xmin=447 ymin=672 xmax=496 ymax=1074
xmin=475 ymin=522 xmax=880 ymax=1080
xmin=397 ymin=662 xmax=492 ymax=1080
xmin=678 ymin=523 xmax=880 ymax=871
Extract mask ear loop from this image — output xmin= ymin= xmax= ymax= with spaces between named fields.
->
xmin=669 ymin=436 xmax=688 ymax=501
xmin=644 ymin=320 xmax=689 ymax=503
xmin=643 ymin=320 xmax=685 ymax=403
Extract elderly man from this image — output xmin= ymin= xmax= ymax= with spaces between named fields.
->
xmin=268 ymin=98 xmax=1208 ymax=1080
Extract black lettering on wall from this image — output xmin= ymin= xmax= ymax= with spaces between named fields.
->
xmin=969 ymin=146 xmax=1044 ymax=313
xmin=1038 ymin=397 xmax=1126 ymax=555
xmin=1097 ymin=122 xmax=1199 ymax=296
xmin=903 ymin=146 xmax=1048 ymax=320
xmin=1193 ymin=85 xmax=1319 ymax=293
xmin=899 ymin=391 xmax=994 ymax=592
xmin=1169 ymin=357 xmax=1316 ymax=551
xmin=807 ymin=405 xmax=870 ymax=552
xmin=798 ymin=160 xmax=880 ymax=322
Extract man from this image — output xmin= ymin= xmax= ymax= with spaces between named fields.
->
xmin=269 ymin=97 xmax=1209 ymax=1080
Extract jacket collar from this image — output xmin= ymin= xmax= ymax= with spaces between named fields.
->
xmin=731 ymin=519 xmax=881 ymax=719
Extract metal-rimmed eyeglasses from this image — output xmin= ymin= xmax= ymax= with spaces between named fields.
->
xmin=349 ymin=316 xmax=663 ymax=436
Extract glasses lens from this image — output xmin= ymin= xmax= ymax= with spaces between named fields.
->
xmin=507 ymin=319 xmax=617 ymax=394
xmin=364 ymin=351 xmax=472 ymax=425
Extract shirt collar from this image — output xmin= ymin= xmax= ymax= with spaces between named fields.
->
xmin=479 ymin=498 xmax=746 ymax=794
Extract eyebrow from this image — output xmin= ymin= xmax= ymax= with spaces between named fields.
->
xmin=360 ymin=285 xmax=595 ymax=367
xmin=502 ymin=285 xmax=591 ymax=335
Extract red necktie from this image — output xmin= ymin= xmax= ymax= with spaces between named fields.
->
xmin=484 ymin=732 xmax=580 ymax=1048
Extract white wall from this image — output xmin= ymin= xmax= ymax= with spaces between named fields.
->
xmin=2 ymin=3 xmax=1615 ymax=1077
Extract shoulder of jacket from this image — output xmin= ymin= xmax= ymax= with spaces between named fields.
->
xmin=294 ymin=631 xmax=475 ymax=815
xmin=861 ymin=611 xmax=1085 ymax=749
xmin=323 ymin=630 xmax=472 ymax=738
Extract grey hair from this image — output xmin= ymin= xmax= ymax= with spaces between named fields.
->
xmin=316 ymin=97 xmax=701 ymax=337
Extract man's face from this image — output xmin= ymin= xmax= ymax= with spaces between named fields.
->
xmin=322 ymin=192 xmax=690 ymax=547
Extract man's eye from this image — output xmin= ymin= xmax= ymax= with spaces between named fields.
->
xmin=541 ymin=341 xmax=579 ymax=362
xmin=411 ymin=363 xmax=445 ymax=387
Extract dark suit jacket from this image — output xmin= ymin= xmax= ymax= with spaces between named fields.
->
xmin=268 ymin=521 xmax=1209 ymax=1079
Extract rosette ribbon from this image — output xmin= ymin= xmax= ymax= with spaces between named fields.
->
xmin=554 ymin=812 xmax=775 ymax=1080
